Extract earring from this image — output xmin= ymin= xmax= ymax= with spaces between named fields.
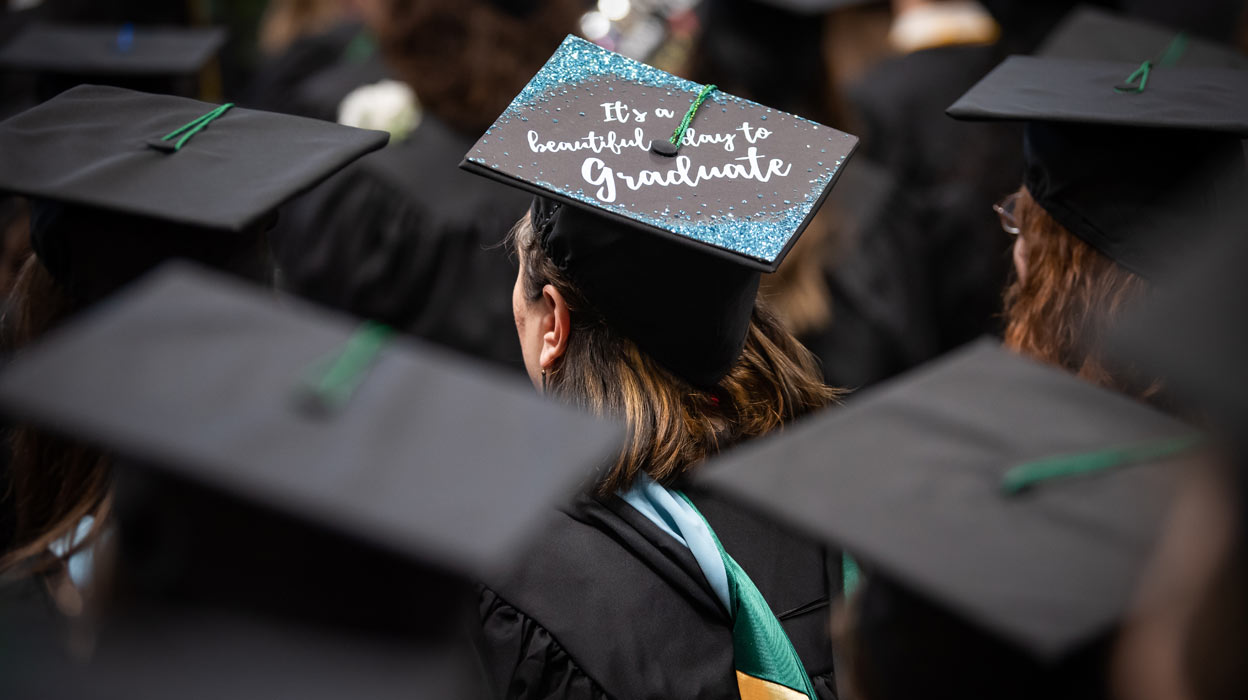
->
xmin=541 ymin=368 xmax=547 ymax=394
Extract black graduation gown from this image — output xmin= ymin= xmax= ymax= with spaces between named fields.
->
xmin=478 ymin=485 xmax=840 ymax=700
xmin=272 ymin=116 xmax=530 ymax=371
xmin=842 ymin=45 xmax=1022 ymax=373
xmin=800 ymin=159 xmax=939 ymax=390
xmin=243 ymin=22 xmax=388 ymax=122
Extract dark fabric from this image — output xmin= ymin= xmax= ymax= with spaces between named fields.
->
xmin=478 ymin=486 xmax=838 ymax=700
xmin=853 ymin=574 xmax=1115 ymax=700
xmin=1022 ymin=121 xmax=1247 ymax=279
xmin=0 ymin=425 xmax=13 ymax=556
xmin=1118 ymin=0 xmax=1248 ymax=43
xmin=808 ymin=183 xmax=941 ymax=390
xmin=28 ymin=199 xmax=271 ymax=304
xmin=273 ymin=116 xmax=530 ymax=371
xmin=837 ymin=45 xmax=1019 ymax=381
xmin=536 ymin=199 xmax=761 ymax=389
xmin=242 ymin=22 xmax=388 ymax=122
xmin=479 ymin=591 xmax=611 ymax=700
xmin=289 ymin=53 xmax=390 ymax=123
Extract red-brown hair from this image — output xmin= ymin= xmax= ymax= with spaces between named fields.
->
xmin=1002 ymin=188 xmax=1161 ymax=402
xmin=376 ymin=0 xmax=582 ymax=136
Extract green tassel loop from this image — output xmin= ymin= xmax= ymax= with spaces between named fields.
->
xmin=159 ymin=102 xmax=235 ymax=151
xmin=1001 ymin=434 xmax=1204 ymax=495
xmin=296 ymin=321 xmax=394 ymax=415
xmin=1114 ymin=61 xmax=1153 ymax=93
xmin=669 ymin=83 xmax=718 ymax=148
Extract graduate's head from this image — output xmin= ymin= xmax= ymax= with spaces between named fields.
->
xmin=1102 ymin=228 xmax=1248 ymax=700
xmin=1000 ymin=186 xmax=1156 ymax=399
xmin=1113 ymin=452 xmax=1248 ymax=700
xmin=509 ymin=209 xmax=838 ymax=494
xmin=373 ymin=0 xmax=582 ymax=135
xmin=462 ymin=37 xmax=863 ymax=492
xmin=0 ymin=86 xmax=387 ymax=583
xmin=948 ymin=57 xmax=1248 ymax=401
xmin=0 ymin=85 xmax=388 ymax=336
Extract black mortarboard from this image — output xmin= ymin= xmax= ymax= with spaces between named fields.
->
xmin=948 ymin=56 xmax=1248 ymax=279
xmin=0 ymin=84 xmax=388 ymax=299
xmin=0 ymin=262 xmax=623 ymax=698
xmin=1039 ymin=6 xmax=1248 ymax=67
xmin=0 ymin=22 xmax=226 ymax=77
xmin=461 ymin=35 xmax=858 ymax=387
xmin=696 ymin=339 xmax=1200 ymax=657
xmin=0 ymin=262 xmax=622 ymax=579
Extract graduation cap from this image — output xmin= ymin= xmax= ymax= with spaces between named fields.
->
xmin=0 ymin=261 xmax=621 ymax=580
xmin=0 ymin=84 xmax=388 ymax=299
xmin=1038 ymin=6 xmax=1248 ymax=68
xmin=947 ymin=55 xmax=1248 ymax=279
xmin=461 ymin=35 xmax=858 ymax=387
xmin=0 ymin=22 xmax=226 ymax=77
xmin=0 ymin=262 xmax=622 ymax=697
xmin=696 ymin=339 xmax=1200 ymax=658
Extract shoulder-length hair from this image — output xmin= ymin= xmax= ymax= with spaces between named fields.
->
xmin=511 ymin=214 xmax=842 ymax=494
xmin=1002 ymin=187 xmax=1161 ymax=402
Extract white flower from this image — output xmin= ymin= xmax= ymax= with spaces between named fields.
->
xmin=337 ymin=79 xmax=421 ymax=142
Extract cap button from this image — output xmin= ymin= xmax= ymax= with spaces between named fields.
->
xmin=650 ymin=139 xmax=679 ymax=157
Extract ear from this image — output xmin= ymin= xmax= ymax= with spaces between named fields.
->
xmin=539 ymin=283 xmax=570 ymax=369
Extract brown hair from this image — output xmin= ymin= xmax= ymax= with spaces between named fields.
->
xmin=0 ymin=255 xmax=111 ymax=579
xmin=258 ymin=0 xmax=345 ymax=55
xmin=1002 ymin=188 xmax=1159 ymax=401
xmin=376 ymin=0 xmax=582 ymax=135
xmin=511 ymin=215 xmax=842 ymax=494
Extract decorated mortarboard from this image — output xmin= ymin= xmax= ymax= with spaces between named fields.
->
xmin=0 ymin=262 xmax=623 ymax=578
xmin=947 ymin=56 xmax=1248 ymax=279
xmin=0 ymin=85 xmax=388 ymax=299
xmin=0 ymin=22 xmax=226 ymax=76
xmin=1038 ymin=5 xmax=1248 ymax=68
xmin=696 ymin=339 xmax=1202 ymax=658
xmin=461 ymin=35 xmax=858 ymax=387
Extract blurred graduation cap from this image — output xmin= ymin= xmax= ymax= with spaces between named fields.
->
xmin=1039 ymin=6 xmax=1248 ymax=67
xmin=0 ymin=84 xmax=388 ymax=300
xmin=0 ymin=262 xmax=623 ymax=698
xmin=0 ymin=22 xmax=226 ymax=99
xmin=462 ymin=35 xmax=858 ymax=387
xmin=696 ymin=339 xmax=1200 ymax=658
xmin=0 ymin=22 xmax=225 ymax=77
xmin=947 ymin=55 xmax=1248 ymax=279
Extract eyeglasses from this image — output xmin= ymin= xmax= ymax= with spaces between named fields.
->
xmin=993 ymin=192 xmax=1021 ymax=236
